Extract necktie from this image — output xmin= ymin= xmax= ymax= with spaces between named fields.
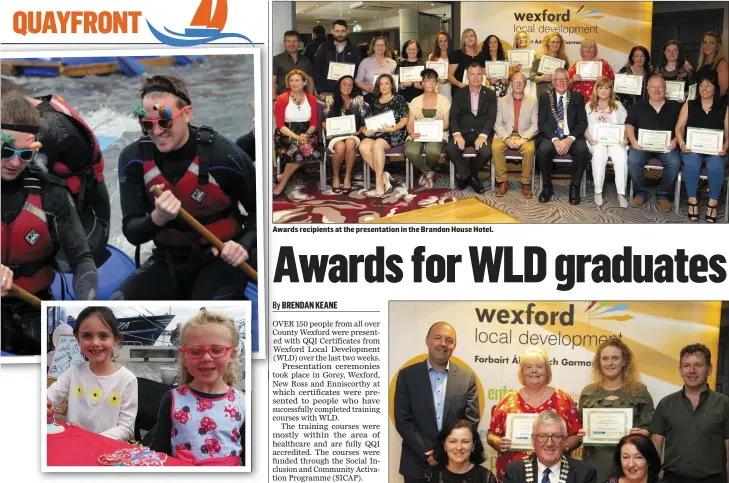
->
xmin=541 ymin=468 xmax=551 ymax=483
xmin=556 ymin=96 xmax=564 ymax=139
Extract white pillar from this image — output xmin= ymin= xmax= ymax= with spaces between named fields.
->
xmin=272 ymin=2 xmax=296 ymax=56
xmin=399 ymin=8 xmax=419 ymax=49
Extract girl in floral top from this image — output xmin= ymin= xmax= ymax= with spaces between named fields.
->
xmin=487 ymin=347 xmax=582 ymax=480
xmin=656 ymin=40 xmax=694 ymax=102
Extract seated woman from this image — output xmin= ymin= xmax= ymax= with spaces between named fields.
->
xmin=585 ymin=76 xmax=629 ymax=207
xmin=425 ymin=419 xmax=498 ymax=483
xmin=399 ymin=39 xmax=425 ymax=103
xmin=675 ymin=70 xmax=729 ymax=222
xmin=617 ymin=46 xmax=653 ymax=112
xmin=404 ymin=68 xmax=450 ymax=189
xmin=569 ymin=39 xmax=615 ymax=103
xmin=273 ymin=69 xmax=322 ymax=197
xmin=604 ymin=434 xmax=665 ymax=483
xmin=322 ymin=75 xmax=369 ymax=193
xmin=359 ymin=74 xmax=409 ymax=197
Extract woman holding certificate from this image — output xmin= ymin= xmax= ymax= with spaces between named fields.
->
xmin=617 ymin=46 xmax=653 ymax=112
xmin=656 ymin=40 xmax=694 ymax=101
xmin=578 ymin=339 xmax=654 ymax=482
xmin=604 ymin=434 xmax=665 ymax=483
xmin=483 ymin=35 xmax=509 ymax=98
xmin=695 ymin=32 xmax=728 ymax=97
xmin=273 ymin=69 xmax=322 ymax=197
xmin=399 ymin=40 xmax=425 ymax=103
xmin=487 ymin=347 xmax=582 ymax=480
xmin=530 ymin=32 xmax=570 ymax=99
xmin=359 ymin=74 xmax=409 ymax=197
xmin=323 ymin=76 xmax=369 ymax=193
xmin=675 ymin=71 xmax=729 ymax=223
xmin=568 ymin=39 xmax=615 ymax=104
xmin=425 ymin=419 xmax=498 ymax=483
xmin=428 ymin=32 xmax=453 ymax=102
xmin=448 ymin=29 xmax=487 ymax=89
xmin=404 ymin=68 xmax=451 ymax=189
xmin=354 ymin=36 xmax=397 ymax=98
xmin=584 ymin=77 xmax=629 ymax=207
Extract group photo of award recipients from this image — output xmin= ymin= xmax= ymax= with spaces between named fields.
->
xmin=394 ymin=322 xmax=729 ymax=483
xmin=272 ymin=23 xmax=729 ymax=222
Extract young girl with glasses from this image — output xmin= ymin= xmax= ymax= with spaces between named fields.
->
xmin=151 ymin=310 xmax=245 ymax=466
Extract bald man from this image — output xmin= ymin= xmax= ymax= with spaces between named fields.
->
xmin=394 ymin=322 xmax=480 ymax=482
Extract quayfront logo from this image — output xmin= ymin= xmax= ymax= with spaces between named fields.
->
xmin=585 ymin=301 xmax=634 ymax=321
xmin=475 ymin=303 xmax=574 ymax=326
xmin=146 ymin=0 xmax=253 ymax=46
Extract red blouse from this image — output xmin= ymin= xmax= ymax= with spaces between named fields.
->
xmin=568 ymin=59 xmax=615 ymax=104
xmin=488 ymin=388 xmax=582 ymax=480
xmin=274 ymin=90 xmax=318 ymax=130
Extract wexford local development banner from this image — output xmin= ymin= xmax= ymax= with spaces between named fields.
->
xmin=464 ymin=2 xmax=653 ymax=73
xmin=388 ymin=301 xmax=721 ymax=479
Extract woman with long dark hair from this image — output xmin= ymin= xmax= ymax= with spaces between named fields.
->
xmin=656 ymin=40 xmax=694 ymax=101
xmin=604 ymin=434 xmax=664 ymax=483
xmin=429 ymin=32 xmax=452 ymax=101
xmin=425 ymin=419 xmax=498 ymax=483
xmin=482 ymin=34 xmax=509 ymax=98
xmin=399 ymin=39 xmax=425 ymax=102
xmin=617 ymin=46 xmax=653 ymax=111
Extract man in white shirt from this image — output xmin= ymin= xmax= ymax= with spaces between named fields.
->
xmin=503 ymin=410 xmax=596 ymax=483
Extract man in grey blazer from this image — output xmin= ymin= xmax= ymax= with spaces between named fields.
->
xmin=394 ymin=321 xmax=480 ymax=482
xmin=492 ymin=71 xmax=539 ymax=198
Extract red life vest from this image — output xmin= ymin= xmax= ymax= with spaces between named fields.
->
xmin=44 ymin=94 xmax=105 ymax=195
xmin=1 ymin=176 xmax=56 ymax=295
xmin=141 ymin=130 xmax=240 ymax=247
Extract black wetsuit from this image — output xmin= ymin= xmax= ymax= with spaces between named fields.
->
xmin=35 ymin=99 xmax=111 ymax=267
xmin=115 ymin=126 xmax=256 ymax=300
xmin=235 ymin=131 xmax=255 ymax=162
xmin=1 ymin=169 xmax=97 ymax=356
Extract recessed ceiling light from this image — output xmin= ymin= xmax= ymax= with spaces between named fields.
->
xmin=316 ymin=20 xmax=320 ymax=23
xmin=374 ymin=16 xmax=377 ymax=18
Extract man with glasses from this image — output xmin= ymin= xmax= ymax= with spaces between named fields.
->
xmin=1 ymin=93 xmax=97 ymax=356
xmin=115 ymin=74 xmax=256 ymax=301
xmin=504 ymin=410 xmax=596 ymax=483
xmin=536 ymin=67 xmax=590 ymax=204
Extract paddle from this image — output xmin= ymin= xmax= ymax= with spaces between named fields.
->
xmin=151 ymin=186 xmax=258 ymax=283
xmin=9 ymin=283 xmax=42 ymax=308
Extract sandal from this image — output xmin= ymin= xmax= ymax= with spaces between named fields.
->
xmin=425 ymin=171 xmax=438 ymax=189
xmin=342 ymin=179 xmax=352 ymax=194
xmin=418 ymin=174 xmax=426 ymax=187
xmin=706 ymin=202 xmax=719 ymax=223
xmin=687 ymin=200 xmax=699 ymax=222
xmin=383 ymin=172 xmax=393 ymax=194
xmin=332 ymin=183 xmax=342 ymax=194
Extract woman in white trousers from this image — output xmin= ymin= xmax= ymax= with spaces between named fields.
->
xmin=584 ymin=76 xmax=629 ymax=207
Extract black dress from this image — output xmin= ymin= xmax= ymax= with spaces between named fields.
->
xmin=450 ymin=49 xmax=488 ymax=86
xmin=617 ymin=64 xmax=652 ymax=113
xmin=399 ymin=59 xmax=426 ymax=103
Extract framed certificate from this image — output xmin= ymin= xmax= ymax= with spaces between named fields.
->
xmin=638 ymin=129 xmax=671 ymax=152
xmin=413 ymin=120 xmax=443 ymax=142
xmin=400 ymin=66 xmax=425 ymax=83
xmin=373 ymin=73 xmax=399 ymax=91
xmin=687 ymin=83 xmax=697 ymax=101
xmin=327 ymin=62 xmax=355 ymax=81
xmin=365 ymin=111 xmax=397 ymax=132
xmin=506 ymin=413 xmax=539 ymax=450
xmin=687 ymin=127 xmax=724 ymax=155
xmin=426 ymin=60 xmax=448 ymax=78
xmin=595 ymin=124 xmax=625 ymax=145
xmin=508 ymin=49 xmax=533 ymax=67
xmin=485 ymin=61 xmax=510 ymax=78
xmin=326 ymin=115 xmax=356 ymax=138
xmin=614 ymin=74 xmax=643 ymax=96
xmin=537 ymin=55 xmax=565 ymax=74
xmin=576 ymin=61 xmax=601 ymax=80
xmin=462 ymin=71 xmax=488 ymax=86
xmin=583 ymin=408 xmax=632 ymax=446
xmin=665 ymin=81 xmax=685 ymax=102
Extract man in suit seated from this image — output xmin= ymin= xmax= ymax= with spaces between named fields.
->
xmin=503 ymin=410 xmax=597 ymax=483
xmin=536 ymin=68 xmax=590 ymax=204
xmin=493 ymin=71 xmax=539 ymax=198
xmin=394 ymin=321 xmax=480 ymax=482
xmin=446 ymin=61 xmax=497 ymax=194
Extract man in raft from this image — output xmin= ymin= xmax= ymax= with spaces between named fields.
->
xmin=114 ymin=74 xmax=256 ymax=300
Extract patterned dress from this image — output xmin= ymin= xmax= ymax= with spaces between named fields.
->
xmin=364 ymin=94 xmax=409 ymax=147
xmin=489 ymin=389 xmax=582 ymax=480
xmin=568 ymin=60 xmax=615 ymax=104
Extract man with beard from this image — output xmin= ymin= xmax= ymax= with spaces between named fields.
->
xmin=313 ymin=19 xmax=361 ymax=97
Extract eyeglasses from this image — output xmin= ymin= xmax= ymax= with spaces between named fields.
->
xmin=535 ymin=433 xmax=566 ymax=443
xmin=179 ymin=345 xmax=234 ymax=359
xmin=553 ymin=78 xmax=569 ymax=83
xmin=1 ymin=144 xmax=34 ymax=163
xmin=138 ymin=106 xmax=189 ymax=133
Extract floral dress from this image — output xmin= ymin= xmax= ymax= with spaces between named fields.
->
xmin=364 ymin=94 xmax=409 ymax=147
xmin=568 ymin=60 xmax=615 ymax=104
xmin=489 ymin=389 xmax=582 ymax=480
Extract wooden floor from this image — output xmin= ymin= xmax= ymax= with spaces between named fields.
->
xmin=365 ymin=198 xmax=521 ymax=224
xmin=117 ymin=346 xmax=176 ymax=383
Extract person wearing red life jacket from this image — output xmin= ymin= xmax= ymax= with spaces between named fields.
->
xmin=1 ymin=93 xmax=98 ymax=356
xmin=114 ymin=74 xmax=256 ymax=300
xmin=1 ymin=78 xmax=111 ymax=267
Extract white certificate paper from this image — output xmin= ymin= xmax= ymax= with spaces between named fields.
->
xmin=373 ymin=73 xmax=399 ymax=91
xmin=506 ymin=413 xmax=539 ymax=450
xmin=426 ymin=61 xmax=448 ymax=78
xmin=537 ymin=55 xmax=565 ymax=74
xmin=576 ymin=61 xmax=601 ymax=80
xmin=413 ymin=120 xmax=443 ymax=142
xmin=665 ymin=81 xmax=685 ymax=102
xmin=583 ymin=408 xmax=632 ymax=446
xmin=508 ymin=49 xmax=533 ymax=67
xmin=687 ymin=84 xmax=697 ymax=101
xmin=638 ymin=129 xmax=671 ymax=152
xmin=326 ymin=115 xmax=356 ymax=138
xmin=485 ymin=61 xmax=510 ymax=78
xmin=327 ymin=62 xmax=355 ymax=81
xmin=687 ymin=127 xmax=724 ymax=155
xmin=365 ymin=111 xmax=397 ymax=132
xmin=614 ymin=74 xmax=643 ymax=96
xmin=400 ymin=66 xmax=425 ymax=83
xmin=595 ymin=124 xmax=625 ymax=145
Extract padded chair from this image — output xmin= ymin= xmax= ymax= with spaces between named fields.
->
xmin=276 ymin=101 xmax=327 ymax=191
xmin=674 ymin=164 xmax=729 ymax=221
xmin=134 ymin=377 xmax=171 ymax=441
xmin=489 ymin=147 xmax=536 ymax=193
xmin=537 ymin=154 xmax=587 ymax=197
xmin=441 ymin=146 xmax=492 ymax=191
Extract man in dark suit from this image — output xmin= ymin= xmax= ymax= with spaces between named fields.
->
xmin=536 ymin=67 xmax=590 ymax=204
xmin=503 ymin=410 xmax=596 ymax=483
xmin=446 ymin=62 xmax=497 ymax=194
xmin=394 ymin=321 xmax=480 ymax=482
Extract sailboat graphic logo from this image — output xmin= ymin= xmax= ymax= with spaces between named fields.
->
xmin=147 ymin=0 xmax=253 ymax=46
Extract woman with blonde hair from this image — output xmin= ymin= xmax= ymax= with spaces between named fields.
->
xmin=511 ymin=30 xmax=536 ymax=77
xmin=487 ymin=347 xmax=582 ymax=480
xmin=578 ymin=338 xmax=654 ymax=482
xmin=448 ymin=28 xmax=487 ymax=89
xmin=530 ymin=32 xmax=570 ymax=99
xmin=696 ymin=31 xmax=728 ymax=97
xmin=568 ymin=39 xmax=615 ymax=104
xmin=355 ymin=36 xmax=397 ymax=95
xmin=584 ymin=76 xmax=629 ymax=207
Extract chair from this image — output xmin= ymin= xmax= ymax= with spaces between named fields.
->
xmin=276 ymin=101 xmax=327 ymax=191
xmin=537 ymin=154 xmax=587 ymax=197
xmin=489 ymin=147 xmax=536 ymax=193
xmin=363 ymin=144 xmax=409 ymax=190
xmin=134 ymin=377 xmax=171 ymax=441
xmin=442 ymin=146 xmax=491 ymax=192
xmin=674 ymin=164 xmax=729 ymax=221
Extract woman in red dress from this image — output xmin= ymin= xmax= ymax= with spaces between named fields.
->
xmin=568 ymin=39 xmax=615 ymax=104
xmin=487 ymin=347 xmax=582 ymax=480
